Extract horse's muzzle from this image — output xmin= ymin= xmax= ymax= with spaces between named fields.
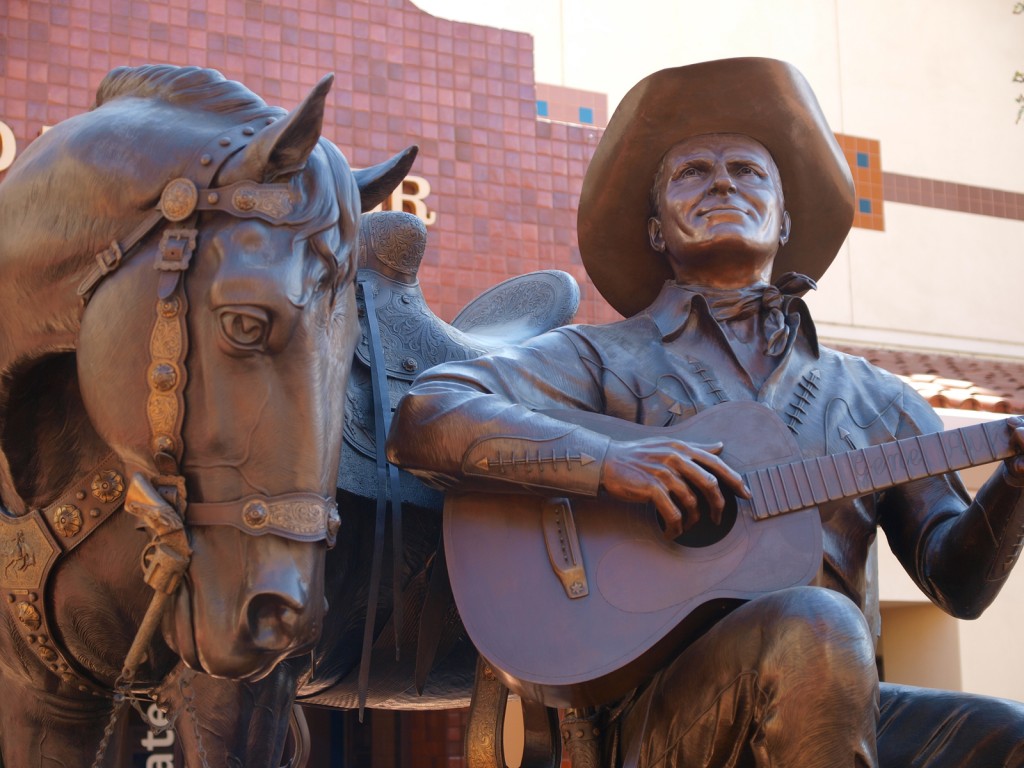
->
xmin=163 ymin=526 xmax=327 ymax=681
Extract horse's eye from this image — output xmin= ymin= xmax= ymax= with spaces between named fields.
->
xmin=218 ymin=307 xmax=271 ymax=352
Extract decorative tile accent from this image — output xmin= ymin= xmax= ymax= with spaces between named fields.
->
xmin=836 ymin=134 xmax=885 ymax=231
xmin=535 ymin=82 xmax=608 ymax=127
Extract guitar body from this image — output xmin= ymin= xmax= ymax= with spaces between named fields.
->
xmin=444 ymin=401 xmax=823 ymax=708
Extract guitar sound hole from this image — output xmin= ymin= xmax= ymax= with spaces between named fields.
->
xmin=656 ymin=490 xmax=738 ymax=548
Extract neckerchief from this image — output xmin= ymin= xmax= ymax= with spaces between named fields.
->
xmin=694 ymin=271 xmax=817 ymax=356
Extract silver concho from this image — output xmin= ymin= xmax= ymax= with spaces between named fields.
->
xmin=160 ymin=178 xmax=199 ymax=222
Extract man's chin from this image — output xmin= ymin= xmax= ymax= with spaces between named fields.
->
xmin=668 ymin=239 xmax=778 ymax=285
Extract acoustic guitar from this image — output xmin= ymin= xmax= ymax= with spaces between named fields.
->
xmin=443 ymin=401 xmax=1018 ymax=708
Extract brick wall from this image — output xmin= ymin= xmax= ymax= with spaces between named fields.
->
xmin=0 ymin=0 xmax=619 ymax=325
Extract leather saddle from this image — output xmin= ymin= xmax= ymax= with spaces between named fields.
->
xmin=338 ymin=210 xmax=580 ymax=507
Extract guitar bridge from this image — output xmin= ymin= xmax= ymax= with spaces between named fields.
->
xmin=541 ymin=498 xmax=589 ymax=600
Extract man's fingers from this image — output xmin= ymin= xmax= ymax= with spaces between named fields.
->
xmin=670 ymin=461 xmax=725 ymax=525
xmin=689 ymin=441 xmax=725 ymax=455
xmin=653 ymin=478 xmax=708 ymax=538
xmin=603 ymin=438 xmax=749 ymax=535
xmin=1010 ymin=418 xmax=1024 ymax=449
xmin=1014 ymin=455 xmax=1024 ymax=476
xmin=651 ymin=489 xmax=683 ymax=539
xmin=687 ymin=447 xmax=750 ymax=499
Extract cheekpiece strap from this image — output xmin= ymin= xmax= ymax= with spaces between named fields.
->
xmin=77 ymin=209 xmax=165 ymax=301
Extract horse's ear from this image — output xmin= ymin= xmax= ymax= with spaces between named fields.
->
xmin=219 ymin=74 xmax=334 ymax=184
xmin=354 ymin=145 xmax=419 ymax=213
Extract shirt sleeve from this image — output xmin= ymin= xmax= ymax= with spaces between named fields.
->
xmin=386 ymin=328 xmax=614 ymax=496
xmin=878 ymin=383 xmax=1024 ymax=618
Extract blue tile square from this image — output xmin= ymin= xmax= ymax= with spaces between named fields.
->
xmin=856 ymin=151 xmax=869 ymax=168
xmin=578 ymin=106 xmax=594 ymax=124
xmin=858 ymin=198 xmax=872 ymax=214
xmin=536 ymin=100 xmax=549 ymax=117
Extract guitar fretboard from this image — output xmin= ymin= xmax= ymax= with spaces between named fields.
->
xmin=746 ymin=418 xmax=1016 ymax=521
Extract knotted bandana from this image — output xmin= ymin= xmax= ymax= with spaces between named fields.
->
xmin=697 ymin=272 xmax=817 ymax=356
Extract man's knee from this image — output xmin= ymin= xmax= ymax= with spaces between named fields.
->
xmin=756 ymin=587 xmax=877 ymax=687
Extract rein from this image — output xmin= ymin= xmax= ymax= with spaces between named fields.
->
xmin=354 ymin=275 xmax=407 ymax=719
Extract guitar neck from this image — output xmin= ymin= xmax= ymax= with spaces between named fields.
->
xmin=746 ymin=418 xmax=1016 ymax=521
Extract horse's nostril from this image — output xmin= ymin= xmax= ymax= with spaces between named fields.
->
xmin=247 ymin=594 xmax=304 ymax=651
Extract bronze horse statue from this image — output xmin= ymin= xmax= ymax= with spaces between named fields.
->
xmin=0 ymin=65 xmax=415 ymax=765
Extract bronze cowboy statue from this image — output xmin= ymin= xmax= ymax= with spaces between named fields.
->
xmin=389 ymin=58 xmax=1024 ymax=766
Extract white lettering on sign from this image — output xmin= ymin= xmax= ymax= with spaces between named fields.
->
xmin=141 ymin=703 xmax=175 ymax=766
xmin=371 ymin=174 xmax=438 ymax=225
xmin=0 ymin=121 xmax=16 ymax=173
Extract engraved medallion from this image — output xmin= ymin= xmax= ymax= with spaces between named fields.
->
xmin=52 ymin=505 xmax=83 ymax=538
xmin=159 ymin=178 xmax=199 ymax=222
xmin=16 ymin=602 xmax=40 ymax=631
xmin=243 ymin=500 xmax=270 ymax=529
xmin=91 ymin=470 xmax=124 ymax=504
xmin=233 ymin=187 xmax=258 ymax=211
xmin=0 ymin=515 xmax=58 ymax=591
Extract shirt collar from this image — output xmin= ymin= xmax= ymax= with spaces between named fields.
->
xmin=643 ymin=280 xmax=820 ymax=357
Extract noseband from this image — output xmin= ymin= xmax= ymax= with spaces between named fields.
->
xmin=78 ymin=117 xmax=340 ymax=548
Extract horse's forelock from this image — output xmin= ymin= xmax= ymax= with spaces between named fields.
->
xmin=303 ymin=139 xmax=362 ymax=286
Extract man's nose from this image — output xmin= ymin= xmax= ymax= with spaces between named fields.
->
xmin=708 ymin=166 xmax=736 ymax=195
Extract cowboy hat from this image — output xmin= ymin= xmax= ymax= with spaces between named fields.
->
xmin=577 ymin=57 xmax=855 ymax=317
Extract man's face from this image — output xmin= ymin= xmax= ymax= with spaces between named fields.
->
xmin=649 ymin=133 xmax=790 ymax=286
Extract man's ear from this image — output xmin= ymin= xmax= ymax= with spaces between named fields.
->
xmin=648 ymin=217 xmax=666 ymax=252
xmin=779 ymin=211 xmax=792 ymax=247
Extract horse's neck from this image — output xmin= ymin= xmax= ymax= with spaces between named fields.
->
xmin=1 ymin=353 xmax=110 ymax=513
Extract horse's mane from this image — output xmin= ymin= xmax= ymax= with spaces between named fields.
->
xmin=94 ymin=65 xmax=282 ymax=123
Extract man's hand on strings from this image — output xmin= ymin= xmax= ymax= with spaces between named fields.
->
xmin=601 ymin=437 xmax=750 ymax=539
xmin=1005 ymin=416 xmax=1024 ymax=480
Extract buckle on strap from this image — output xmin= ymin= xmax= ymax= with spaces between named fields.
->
xmin=156 ymin=227 xmax=197 ymax=272
xmin=76 ymin=241 xmax=124 ymax=301
xmin=187 ymin=493 xmax=340 ymax=546
xmin=78 ymin=208 xmax=167 ymax=302
xmin=97 ymin=241 xmax=123 ymax=275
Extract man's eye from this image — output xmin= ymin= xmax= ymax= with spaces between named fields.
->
xmin=738 ymin=166 xmax=756 ymax=175
xmin=675 ymin=167 xmax=700 ymax=180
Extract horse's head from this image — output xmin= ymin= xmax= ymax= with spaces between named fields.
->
xmin=18 ymin=67 xmax=417 ymax=680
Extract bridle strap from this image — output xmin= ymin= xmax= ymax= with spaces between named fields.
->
xmin=76 ymin=117 xmax=274 ymax=305
xmin=77 ymin=209 xmax=166 ymax=302
xmin=188 ymin=493 xmax=340 ymax=545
